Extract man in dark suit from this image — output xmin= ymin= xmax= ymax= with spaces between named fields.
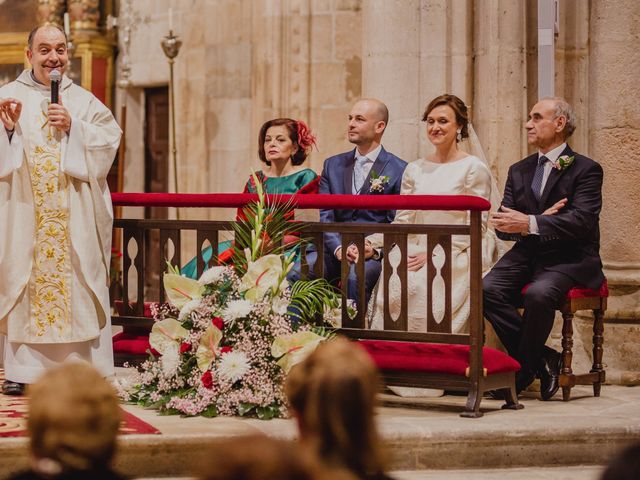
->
xmin=289 ymin=98 xmax=407 ymax=304
xmin=484 ymin=97 xmax=604 ymax=400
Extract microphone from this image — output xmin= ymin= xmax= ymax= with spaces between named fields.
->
xmin=50 ymin=69 xmax=61 ymax=104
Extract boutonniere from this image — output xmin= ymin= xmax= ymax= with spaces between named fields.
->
xmin=369 ymin=170 xmax=390 ymax=193
xmin=552 ymin=155 xmax=575 ymax=171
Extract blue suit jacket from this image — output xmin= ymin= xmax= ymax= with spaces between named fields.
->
xmin=318 ymin=146 xmax=408 ymax=256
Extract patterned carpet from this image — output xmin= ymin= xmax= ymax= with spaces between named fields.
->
xmin=0 ymin=370 xmax=159 ymax=437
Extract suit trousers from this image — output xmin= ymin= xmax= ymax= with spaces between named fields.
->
xmin=287 ymin=249 xmax=381 ymax=305
xmin=483 ymin=259 xmax=574 ymax=375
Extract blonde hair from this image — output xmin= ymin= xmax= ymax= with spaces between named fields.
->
xmin=285 ymin=337 xmax=386 ymax=478
xmin=27 ymin=362 xmax=122 ymax=473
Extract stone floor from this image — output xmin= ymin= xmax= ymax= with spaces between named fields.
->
xmin=1 ymin=383 xmax=637 ymax=479
xmin=113 ymin=383 xmax=639 ymax=478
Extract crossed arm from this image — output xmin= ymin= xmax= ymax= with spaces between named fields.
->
xmin=491 ymin=162 xmax=602 ymax=240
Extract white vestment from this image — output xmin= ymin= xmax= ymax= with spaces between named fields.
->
xmin=0 ymin=70 xmax=121 ymax=383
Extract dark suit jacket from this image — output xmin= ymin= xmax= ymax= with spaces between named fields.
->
xmin=496 ymin=144 xmax=604 ymax=290
xmin=319 ymin=146 xmax=408 ymax=256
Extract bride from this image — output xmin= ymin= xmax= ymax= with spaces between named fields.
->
xmin=365 ymin=95 xmax=502 ymax=395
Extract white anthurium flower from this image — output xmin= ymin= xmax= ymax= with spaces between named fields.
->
xmin=178 ymin=298 xmax=202 ymax=321
xmin=198 ymin=266 xmax=227 ymax=285
xmin=149 ymin=318 xmax=189 ymax=355
xmin=161 ymin=344 xmax=181 ymax=376
xmin=271 ymin=331 xmax=326 ymax=373
xmin=163 ymin=273 xmax=205 ymax=309
xmin=222 ymin=299 xmax=253 ymax=323
xmin=218 ymin=351 xmax=251 ymax=382
xmin=239 ymin=254 xmax=283 ymax=302
xmin=323 ymin=304 xmax=342 ymax=327
xmin=196 ymin=324 xmax=223 ymax=372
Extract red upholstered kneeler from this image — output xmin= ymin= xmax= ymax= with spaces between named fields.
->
xmin=113 ymin=301 xmax=157 ymax=366
xmin=357 ymin=339 xmax=522 ymax=416
xmin=359 ymin=340 xmax=520 ymax=376
xmin=522 ymin=279 xmax=608 ymax=401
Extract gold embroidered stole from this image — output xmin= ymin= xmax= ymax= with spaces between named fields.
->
xmin=26 ymin=105 xmax=71 ymax=338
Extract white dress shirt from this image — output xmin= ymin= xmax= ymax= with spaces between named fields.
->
xmin=352 ymin=144 xmax=382 ymax=194
xmin=529 ymin=142 xmax=567 ymax=235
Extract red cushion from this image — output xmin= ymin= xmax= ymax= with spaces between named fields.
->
xmin=114 ymin=301 xmax=156 ymax=317
xmin=521 ymin=278 xmax=609 ymax=299
xmin=358 ymin=340 xmax=520 ymax=376
xmin=112 ymin=331 xmax=157 ymax=356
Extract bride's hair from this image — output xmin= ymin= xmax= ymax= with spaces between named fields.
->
xmin=422 ymin=94 xmax=469 ymax=142
xmin=258 ymin=118 xmax=316 ymax=166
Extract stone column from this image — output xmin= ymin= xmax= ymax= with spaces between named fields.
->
xmin=473 ymin=0 xmax=533 ymax=189
xmin=361 ymin=0 xmax=421 ymax=161
xmin=587 ymin=0 xmax=640 ymax=384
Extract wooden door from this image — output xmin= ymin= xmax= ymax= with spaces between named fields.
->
xmin=144 ymin=87 xmax=169 ymax=300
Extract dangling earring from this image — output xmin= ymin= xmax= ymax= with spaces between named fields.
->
xmin=456 ymin=130 xmax=462 ymax=142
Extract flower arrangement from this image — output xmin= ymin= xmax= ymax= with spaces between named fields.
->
xmin=369 ymin=169 xmax=390 ymax=193
xmin=118 ymin=175 xmax=347 ymax=419
xmin=552 ymin=154 xmax=575 ymax=171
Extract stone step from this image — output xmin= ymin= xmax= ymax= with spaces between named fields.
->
xmin=136 ymin=469 xmax=604 ymax=480
xmin=394 ymin=466 xmax=603 ymax=480
xmin=0 ymin=385 xmax=636 ymax=478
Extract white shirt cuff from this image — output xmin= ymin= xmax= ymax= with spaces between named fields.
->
xmin=528 ymin=215 xmax=540 ymax=235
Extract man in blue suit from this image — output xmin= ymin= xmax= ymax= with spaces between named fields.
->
xmin=291 ymin=98 xmax=407 ymax=305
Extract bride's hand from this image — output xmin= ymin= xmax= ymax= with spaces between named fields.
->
xmin=542 ymin=198 xmax=568 ymax=215
xmin=407 ymin=253 xmax=428 ymax=272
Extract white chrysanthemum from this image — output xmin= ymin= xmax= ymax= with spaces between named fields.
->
xmin=223 ymin=299 xmax=253 ymax=322
xmin=198 ymin=266 xmax=226 ymax=285
xmin=178 ymin=298 xmax=202 ymax=321
xmin=161 ymin=345 xmax=181 ymax=377
xmin=218 ymin=351 xmax=251 ymax=382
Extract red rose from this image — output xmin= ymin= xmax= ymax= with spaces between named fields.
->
xmin=201 ymin=371 xmax=213 ymax=389
xmin=179 ymin=342 xmax=191 ymax=354
xmin=212 ymin=317 xmax=224 ymax=330
xmin=220 ymin=346 xmax=232 ymax=354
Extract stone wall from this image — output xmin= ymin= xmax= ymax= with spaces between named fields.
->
xmin=116 ymin=0 xmax=640 ymax=383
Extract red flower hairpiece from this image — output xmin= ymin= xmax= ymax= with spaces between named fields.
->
xmin=296 ymin=120 xmax=317 ymax=151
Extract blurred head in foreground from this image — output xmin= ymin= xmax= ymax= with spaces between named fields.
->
xmin=285 ymin=336 xmax=386 ymax=479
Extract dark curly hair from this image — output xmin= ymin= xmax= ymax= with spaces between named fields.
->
xmin=422 ymin=94 xmax=469 ymax=142
xmin=258 ymin=118 xmax=315 ymax=166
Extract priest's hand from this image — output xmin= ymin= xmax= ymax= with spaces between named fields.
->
xmin=48 ymin=101 xmax=72 ymax=134
xmin=490 ymin=206 xmax=530 ymax=233
xmin=0 ymin=98 xmax=22 ymax=131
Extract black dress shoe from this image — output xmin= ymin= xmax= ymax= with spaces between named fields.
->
xmin=539 ymin=348 xmax=562 ymax=401
xmin=2 ymin=380 xmax=26 ymax=396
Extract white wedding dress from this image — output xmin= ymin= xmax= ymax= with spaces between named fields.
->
xmin=366 ymin=156 xmax=499 ymax=397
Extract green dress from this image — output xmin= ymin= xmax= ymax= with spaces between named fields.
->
xmin=181 ymin=168 xmax=318 ymax=279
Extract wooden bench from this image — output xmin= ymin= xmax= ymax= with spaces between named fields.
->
xmin=110 ymin=193 xmax=523 ymax=417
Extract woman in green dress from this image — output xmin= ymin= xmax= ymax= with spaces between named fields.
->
xmin=182 ymin=118 xmax=319 ymax=279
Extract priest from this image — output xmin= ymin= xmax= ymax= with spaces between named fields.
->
xmin=0 ymin=25 xmax=121 ymax=395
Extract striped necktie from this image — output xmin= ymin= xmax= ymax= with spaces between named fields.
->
xmin=531 ymin=155 xmax=549 ymax=201
xmin=353 ymin=156 xmax=369 ymax=193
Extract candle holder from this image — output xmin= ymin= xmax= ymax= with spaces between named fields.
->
xmin=161 ymin=31 xmax=182 ymax=200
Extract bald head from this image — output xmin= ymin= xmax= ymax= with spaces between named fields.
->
xmin=28 ymin=25 xmax=67 ymax=51
xmin=354 ymin=98 xmax=389 ymax=125
xmin=347 ymin=99 xmax=389 ymax=153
